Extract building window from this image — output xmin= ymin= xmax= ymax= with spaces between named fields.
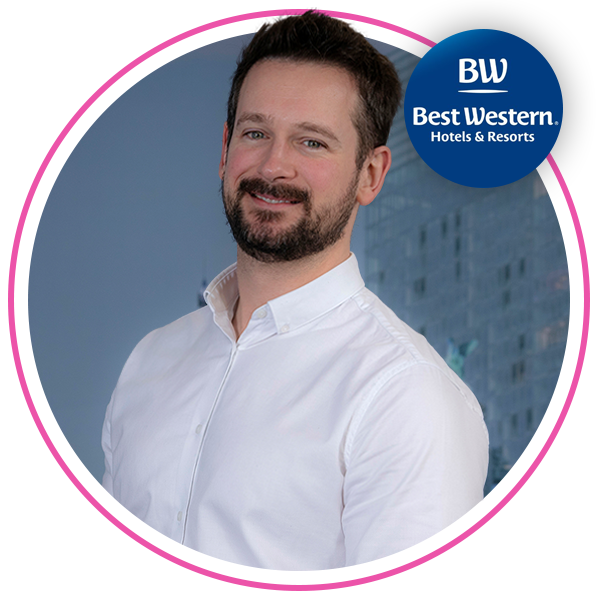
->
xmin=526 ymin=408 xmax=534 ymax=430
xmin=510 ymin=414 xmax=518 ymax=437
xmin=456 ymin=261 xmax=461 ymax=281
xmin=455 ymin=211 xmax=461 ymax=229
xmin=414 ymin=277 xmax=426 ymax=298
xmin=418 ymin=325 xmax=427 ymax=337
xmin=519 ymin=257 xmax=526 ymax=276
xmin=455 ymin=236 xmax=461 ymax=256
xmin=378 ymin=270 xmax=385 ymax=284
xmin=519 ymin=333 xmax=526 ymax=352
xmin=512 ymin=359 xmax=525 ymax=383
xmin=419 ymin=226 xmax=427 ymax=248
xmin=502 ymin=289 xmax=511 ymax=307
xmin=499 ymin=263 xmax=511 ymax=284
xmin=441 ymin=217 xmax=448 ymax=238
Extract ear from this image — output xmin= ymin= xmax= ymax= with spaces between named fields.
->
xmin=355 ymin=146 xmax=392 ymax=207
xmin=219 ymin=122 xmax=229 ymax=180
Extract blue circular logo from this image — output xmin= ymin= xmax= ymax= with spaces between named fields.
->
xmin=403 ymin=29 xmax=562 ymax=188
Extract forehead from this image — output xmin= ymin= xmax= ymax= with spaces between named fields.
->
xmin=236 ymin=59 xmax=360 ymax=139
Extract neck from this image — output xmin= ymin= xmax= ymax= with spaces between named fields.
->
xmin=232 ymin=243 xmax=351 ymax=339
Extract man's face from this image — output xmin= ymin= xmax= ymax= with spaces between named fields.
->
xmin=220 ymin=59 xmax=364 ymax=263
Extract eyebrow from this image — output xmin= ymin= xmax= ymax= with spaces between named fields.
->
xmin=236 ymin=112 xmax=341 ymax=145
xmin=296 ymin=122 xmax=341 ymax=145
xmin=236 ymin=112 xmax=271 ymax=128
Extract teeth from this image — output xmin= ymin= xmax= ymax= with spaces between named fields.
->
xmin=255 ymin=194 xmax=291 ymax=204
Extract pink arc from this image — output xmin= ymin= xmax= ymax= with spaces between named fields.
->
xmin=27 ymin=9 xmax=581 ymax=577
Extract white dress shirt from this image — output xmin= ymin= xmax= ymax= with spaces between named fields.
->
xmin=102 ymin=254 xmax=489 ymax=570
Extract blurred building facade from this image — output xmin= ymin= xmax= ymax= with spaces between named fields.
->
xmin=367 ymin=49 xmax=570 ymax=492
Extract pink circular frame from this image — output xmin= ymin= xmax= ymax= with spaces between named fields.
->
xmin=11 ymin=4 xmax=595 ymax=590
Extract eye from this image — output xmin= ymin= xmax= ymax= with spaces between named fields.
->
xmin=303 ymin=139 xmax=325 ymax=149
xmin=245 ymin=130 xmax=265 ymax=140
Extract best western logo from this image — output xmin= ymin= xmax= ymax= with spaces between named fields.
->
xmin=402 ymin=29 xmax=562 ymax=186
xmin=411 ymin=56 xmax=555 ymax=130
xmin=413 ymin=107 xmax=553 ymax=126
xmin=459 ymin=58 xmax=508 ymax=87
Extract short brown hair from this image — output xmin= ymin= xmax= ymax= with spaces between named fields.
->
xmin=226 ymin=11 xmax=402 ymax=167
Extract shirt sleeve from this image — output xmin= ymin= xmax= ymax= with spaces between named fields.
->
xmin=341 ymin=362 xmax=489 ymax=566
xmin=65 ymin=402 xmax=127 ymax=573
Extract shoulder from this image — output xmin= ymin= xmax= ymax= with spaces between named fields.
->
xmin=117 ymin=306 xmax=214 ymax=380
xmin=348 ymin=287 xmax=472 ymax=394
xmin=344 ymin=287 xmax=487 ymax=449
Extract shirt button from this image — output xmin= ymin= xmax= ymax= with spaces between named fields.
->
xmin=195 ymin=424 xmax=202 ymax=434
xmin=177 ymin=511 xmax=183 ymax=522
xmin=256 ymin=308 xmax=267 ymax=319
xmin=280 ymin=324 xmax=290 ymax=333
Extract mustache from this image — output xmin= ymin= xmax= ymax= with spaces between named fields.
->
xmin=238 ymin=178 xmax=311 ymax=205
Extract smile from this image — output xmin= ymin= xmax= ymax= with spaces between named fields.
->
xmin=252 ymin=193 xmax=301 ymax=205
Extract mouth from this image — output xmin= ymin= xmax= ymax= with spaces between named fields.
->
xmin=250 ymin=192 xmax=302 ymax=206
xmin=238 ymin=178 xmax=310 ymax=209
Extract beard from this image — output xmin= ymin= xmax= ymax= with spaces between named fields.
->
xmin=222 ymin=175 xmax=359 ymax=263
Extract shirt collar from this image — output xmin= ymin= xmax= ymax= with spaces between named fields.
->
xmin=204 ymin=254 xmax=365 ymax=337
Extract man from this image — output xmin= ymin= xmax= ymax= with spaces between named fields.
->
xmin=102 ymin=11 xmax=488 ymax=570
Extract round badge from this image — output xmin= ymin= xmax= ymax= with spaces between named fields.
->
xmin=404 ymin=29 xmax=562 ymax=188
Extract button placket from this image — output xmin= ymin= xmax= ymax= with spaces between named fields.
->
xmin=180 ymin=344 xmax=240 ymax=545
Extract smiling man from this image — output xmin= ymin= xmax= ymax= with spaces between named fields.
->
xmin=102 ymin=11 xmax=489 ymax=570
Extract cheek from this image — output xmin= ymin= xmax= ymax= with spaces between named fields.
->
xmin=300 ymin=160 xmax=353 ymax=195
xmin=225 ymin=146 xmax=262 ymax=180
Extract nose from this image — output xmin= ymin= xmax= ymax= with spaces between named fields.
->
xmin=257 ymin=139 xmax=296 ymax=182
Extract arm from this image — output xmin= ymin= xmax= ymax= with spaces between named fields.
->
xmin=342 ymin=363 xmax=488 ymax=565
